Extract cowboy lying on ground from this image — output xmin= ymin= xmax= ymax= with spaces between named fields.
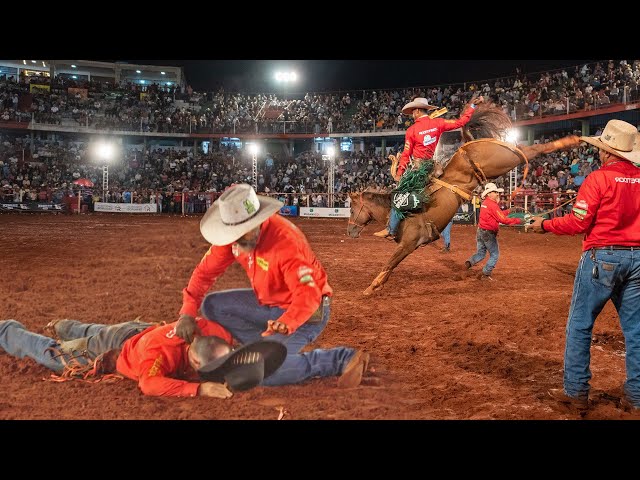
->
xmin=0 ymin=317 xmax=286 ymax=397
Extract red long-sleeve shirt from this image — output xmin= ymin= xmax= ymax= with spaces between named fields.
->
xmin=397 ymin=105 xmax=476 ymax=177
xmin=180 ymin=214 xmax=332 ymax=334
xmin=116 ymin=318 xmax=233 ymax=397
xmin=544 ymin=159 xmax=640 ymax=250
xmin=479 ymin=196 xmax=523 ymax=231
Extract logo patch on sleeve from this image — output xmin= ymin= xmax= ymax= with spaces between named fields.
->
xmin=148 ymin=356 xmax=164 ymax=377
xmin=572 ymin=207 xmax=587 ymax=220
xmin=297 ymin=266 xmax=313 ymax=277
xmin=256 ymin=257 xmax=269 ymax=271
xmin=299 ymin=274 xmax=316 ymax=287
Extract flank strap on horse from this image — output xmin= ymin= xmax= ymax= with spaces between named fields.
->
xmin=460 ymin=138 xmax=529 ymax=200
xmin=428 ymin=178 xmax=473 ymax=201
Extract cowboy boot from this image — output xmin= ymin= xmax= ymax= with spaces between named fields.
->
xmin=57 ymin=337 xmax=89 ymax=355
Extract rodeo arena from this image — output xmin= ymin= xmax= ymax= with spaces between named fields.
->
xmin=1 ymin=58 xmax=640 ymax=421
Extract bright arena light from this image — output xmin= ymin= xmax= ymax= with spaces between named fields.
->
xmin=136 ymin=70 xmax=141 ymax=74
xmin=248 ymin=144 xmax=259 ymax=155
xmin=326 ymin=146 xmax=335 ymax=157
xmin=275 ymin=71 xmax=297 ymax=83
xmin=505 ymin=128 xmax=520 ymax=144
xmin=96 ymin=142 xmax=115 ymax=162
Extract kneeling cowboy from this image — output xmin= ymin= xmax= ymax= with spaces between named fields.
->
xmin=374 ymin=95 xmax=484 ymax=239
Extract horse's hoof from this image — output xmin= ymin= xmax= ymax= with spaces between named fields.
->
xmin=363 ymin=287 xmax=374 ymax=296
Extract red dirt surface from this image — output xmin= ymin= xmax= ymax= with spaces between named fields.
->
xmin=0 ymin=213 xmax=636 ymax=420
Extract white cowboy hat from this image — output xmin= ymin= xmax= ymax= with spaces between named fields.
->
xmin=200 ymin=184 xmax=283 ymax=246
xmin=401 ymin=97 xmax=438 ymax=115
xmin=580 ymin=119 xmax=640 ymax=163
xmin=481 ymin=182 xmax=505 ymax=199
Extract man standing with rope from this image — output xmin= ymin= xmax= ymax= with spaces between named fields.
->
xmin=528 ymin=119 xmax=640 ymax=412
xmin=464 ymin=182 xmax=523 ymax=279
xmin=374 ymin=95 xmax=484 ymax=239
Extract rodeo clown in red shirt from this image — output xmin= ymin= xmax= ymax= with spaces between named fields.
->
xmin=175 ymin=184 xmax=370 ymax=388
xmin=528 ymin=119 xmax=640 ymax=412
xmin=464 ymin=182 xmax=523 ymax=280
xmin=374 ymin=95 xmax=484 ymax=239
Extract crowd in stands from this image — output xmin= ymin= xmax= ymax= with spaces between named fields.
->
xmin=1 ymin=124 xmax=600 ymax=216
xmin=1 ymin=60 xmax=639 ymax=135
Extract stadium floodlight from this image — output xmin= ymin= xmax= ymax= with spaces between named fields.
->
xmin=161 ymin=71 xmax=166 ymax=75
xmin=71 ymin=64 xmax=77 ymax=68
xmin=23 ymin=60 xmax=26 ymax=65
xmin=505 ymin=128 xmax=520 ymax=144
xmin=326 ymin=145 xmax=335 ymax=157
xmin=72 ymin=75 xmax=77 ymax=79
xmin=249 ymin=144 xmax=259 ymax=156
xmin=42 ymin=61 xmax=46 ymax=67
xmin=274 ymin=71 xmax=297 ymax=83
xmin=31 ymin=60 xmax=36 ymax=64
xmin=136 ymin=70 xmax=141 ymax=74
xmin=96 ymin=142 xmax=115 ymax=162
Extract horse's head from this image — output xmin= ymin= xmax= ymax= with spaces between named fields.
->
xmin=346 ymin=192 xmax=375 ymax=238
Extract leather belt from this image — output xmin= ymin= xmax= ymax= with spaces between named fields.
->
xmin=594 ymin=246 xmax=639 ymax=251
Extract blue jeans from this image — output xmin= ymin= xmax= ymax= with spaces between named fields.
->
xmin=388 ymin=208 xmax=402 ymax=235
xmin=0 ymin=320 xmax=152 ymax=373
xmin=201 ymin=289 xmax=356 ymax=386
xmin=563 ymin=249 xmax=640 ymax=405
xmin=441 ymin=220 xmax=453 ymax=248
xmin=468 ymin=228 xmax=500 ymax=275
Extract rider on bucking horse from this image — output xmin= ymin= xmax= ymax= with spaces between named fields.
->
xmin=374 ymin=95 xmax=485 ymax=239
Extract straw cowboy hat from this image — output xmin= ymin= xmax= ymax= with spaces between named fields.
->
xmin=480 ymin=182 xmax=505 ymax=199
xmin=198 ymin=338 xmax=287 ymax=392
xmin=401 ymin=97 xmax=439 ymax=115
xmin=580 ymin=119 xmax=640 ymax=164
xmin=200 ymin=183 xmax=283 ymax=246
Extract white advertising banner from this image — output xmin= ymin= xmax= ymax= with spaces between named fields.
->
xmin=299 ymin=207 xmax=350 ymax=218
xmin=94 ymin=202 xmax=158 ymax=213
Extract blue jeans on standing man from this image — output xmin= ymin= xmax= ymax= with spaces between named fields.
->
xmin=563 ymin=248 xmax=640 ymax=406
xmin=467 ymin=228 xmax=500 ymax=276
xmin=0 ymin=319 xmax=152 ymax=373
xmin=201 ymin=289 xmax=357 ymax=386
xmin=441 ymin=220 xmax=453 ymax=248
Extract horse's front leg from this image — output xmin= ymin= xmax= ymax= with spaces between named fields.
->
xmin=363 ymin=242 xmax=417 ymax=296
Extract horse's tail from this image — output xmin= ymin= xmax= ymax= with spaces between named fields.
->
xmin=462 ymin=103 xmax=512 ymax=142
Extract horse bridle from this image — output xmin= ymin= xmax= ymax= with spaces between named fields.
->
xmin=347 ymin=193 xmax=370 ymax=234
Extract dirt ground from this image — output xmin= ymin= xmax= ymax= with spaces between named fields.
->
xmin=0 ymin=212 xmax=636 ymax=420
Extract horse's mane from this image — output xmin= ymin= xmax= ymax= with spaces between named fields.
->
xmin=462 ymin=103 xmax=512 ymax=142
xmin=356 ymin=187 xmax=391 ymax=206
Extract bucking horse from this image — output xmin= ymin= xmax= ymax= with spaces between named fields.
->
xmin=346 ymin=103 xmax=581 ymax=295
